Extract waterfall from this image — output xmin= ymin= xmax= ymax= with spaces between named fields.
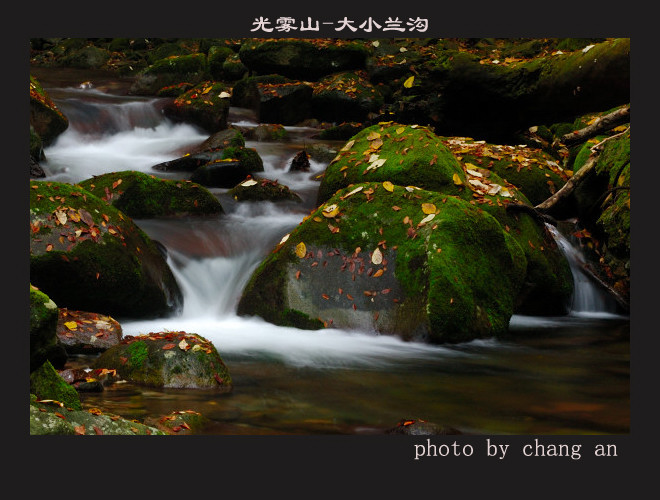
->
xmin=546 ymin=223 xmax=620 ymax=317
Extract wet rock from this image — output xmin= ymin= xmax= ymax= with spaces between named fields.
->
xmin=30 ymin=285 xmax=67 ymax=372
xmin=228 ymin=177 xmax=302 ymax=203
xmin=190 ymin=146 xmax=264 ymax=188
xmin=311 ymin=71 xmax=384 ymax=123
xmin=93 ymin=332 xmax=233 ymax=391
xmin=30 ymin=360 xmax=82 ymax=411
xmin=289 ymin=150 xmax=311 ymax=172
xmin=145 ymin=410 xmax=209 ymax=435
xmin=56 ymin=308 xmax=122 ymax=354
xmin=78 ymin=170 xmax=223 ymax=218
xmin=238 ymin=181 xmax=528 ymax=343
xmin=130 ymin=53 xmax=208 ymax=95
xmin=163 ymin=81 xmax=231 ymax=133
xmin=30 ymin=75 xmax=68 ymax=146
xmin=29 ymin=394 xmax=166 ymax=435
xmin=30 ymin=181 xmax=183 ymax=319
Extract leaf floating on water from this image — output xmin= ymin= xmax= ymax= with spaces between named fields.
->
xmin=421 ymin=203 xmax=436 ymax=215
xmin=452 ymin=173 xmax=464 ymax=186
xmin=241 ymin=179 xmax=258 ymax=187
xmin=383 ymin=181 xmax=394 ymax=192
xmin=340 ymin=140 xmax=355 ymax=151
xmin=371 ymin=247 xmax=383 ymax=265
xmin=295 ymin=242 xmax=307 ymax=258
xmin=403 ymin=75 xmax=415 ymax=88
xmin=322 ymin=204 xmax=340 ymax=218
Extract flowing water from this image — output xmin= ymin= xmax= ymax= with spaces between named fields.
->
xmin=34 ymin=70 xmax=630 ymax=435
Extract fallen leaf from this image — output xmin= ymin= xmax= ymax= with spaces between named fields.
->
xmin=295 ymin=242 xmax=307 ymax=258
xmin=373 ymin=269 xmax=384 ymax=277
xmin=418 ymin=213 xmax=436 ymax=226
xmin=322 ymin=204 xmax=340 ymax=218
xmin=452 ymin=173 xmax=464 ymax=185
xmin=371 ymin=247 xmax=383 ymax=265
xmin=162 ymin=343 xmax=176 ymax=350
xmin=340 ymin=140 xmax=355 ymax=151
xmin=241 ymin=179 xmax=258 ymax=187
xmin=421 ymin=203 xmax=436 ymax=214
xmin=403 ymin=75 xmax=415 ymax=88
xmin=64 ymin=321 xmax=78 ymax=330
xmin=341 ymin=186 xmax=364 ymax=199
xmin=179 ymin=339 xmax=189 ymax=350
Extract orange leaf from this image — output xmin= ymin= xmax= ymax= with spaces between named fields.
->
xmin=162 ymin=343 xmax=176 ymax=350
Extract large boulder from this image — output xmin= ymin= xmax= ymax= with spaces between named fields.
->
xmin=317 ymin=123 xmax=467 ymax=205
xmin=228 ymin=177 xmax=302 ymax=203
xmin=29 ymin=75 xmax=68 ymax=146
xmin=238 ymin=39 xmax=370 ymax=81
xmin=129 ymin=53 xmax=208 ymax=95
xmin=30 ymin=285 xmax=67 ymax=372
xmin=163 ymin=81 xmax=231 ymax=133
xmin=311 ymin=71 xmax=384 ymax=123
xmin=30 ymin=181 xmax=182 ymax=319
xmin=78 ymin=171 xmax=223 ymax=218
xmin=93 ymin=332 xmax=232 ymax=390
xmin=237 ymin=182 xmax=527 ymax=344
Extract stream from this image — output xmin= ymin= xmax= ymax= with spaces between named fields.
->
xmin=34 ymin=69 xmax=630 ymax=435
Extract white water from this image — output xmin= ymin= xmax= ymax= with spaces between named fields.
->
xmin=545 ymin=224 xmax=620 ymax=318
xmin=41 ymin=88 xmax=623 ymax=369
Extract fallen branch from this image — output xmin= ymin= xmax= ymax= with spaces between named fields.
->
xmin=560 ymin=105 xmax=629 ymax=147
xmin=535 ymin=127 xmax=630 ymax=216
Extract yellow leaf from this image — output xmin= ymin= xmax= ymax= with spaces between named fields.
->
xmin=366 ymin=131 xmax=381 ymax=141
xmin=396 ymin=127 xmax=406 ymax=135
xmin=340 ymin=139 xmax=355 ymax=151
xmin=453 ymin=173 xmax=464 ymax=186
xmin=382 ymin=181 xmax=394 ymax=192
xmin=322 ymin=204 xmax=340 ymax=218
xmin=341 ymin=186 xmax=364 ymax=199
xmin=421 ymin=203 xmax=436 ymax=215
xmin=64 ymin=321 xmax=78 ymax=331
xmin=613 ymin=125 xmax=628 ymax=132
xmin=313 ymin=216 xmax=322 ymax=222
xmin=295 ymin=242 xmax=307 ymax=258
xmin=403 ymin=76 xmax=415 ymax=88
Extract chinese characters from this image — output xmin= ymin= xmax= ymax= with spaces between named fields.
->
xmin=250 ymin=16 xmax=428 ymax=33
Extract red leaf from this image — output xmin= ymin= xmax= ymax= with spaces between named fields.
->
xmin=93 ymin=426 xmax=103 ymax=435
xmin=162 ymin=343 xmax=176 ymax=350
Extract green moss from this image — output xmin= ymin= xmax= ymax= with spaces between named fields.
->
xmin=30 ymin=360 xmax=82 ymax=411
xmin=78 ymin=170 xmax=223 ymax=218
xmin=317 ymin=123 xmax=467 ymax=204
xmin=126 ymin=340 xmax=149 ymax=369
xmin=146 ymin=53 xmax=207 ymax=75
xmin=222 ymin=146 xmax=264 ymax=172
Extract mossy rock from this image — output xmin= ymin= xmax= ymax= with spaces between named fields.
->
xmin=238 ymin=39 xmax=370 ymax=81
xmin=30 ymin=125 xmax=45 ymax=162
xmin=440 ymin=137 xmax=569 ymax=206
xmin=130 ymin=53 xmax=208 ymax=95
xmin=317 ymin=123 xmax=467 ymax=205
xmin=231 ymin=74 xmax=291 ymax=110
xmin=195 ymin=127 xmax=245 ymax=152
xmin=317 ymin=122 xmax=366 ymax=141
xmin=29 ymin=75 xmax=68 ymax=146
xmin=251 ymin=124 xmax=289 ymax=142
xmin=189 ymin=146 xmax=264 ymax=188
xmin=222 ymin=54 xmax=248 ymax=81
xmin=163 ymin=81 xmax=231 ymax=133
xmin=93 ymin=332 xmax=232 ymax=390
xmin=30 ymin=181 xmax=182 ymax=319
xmin=228 ymin=177 xmax=302 ymax=203
xmin=238 ymin=181 xmax=527 ymax=343
xmin=29 ymin=394 xmax=166 ymax=435
xmin=311 ymin=71 xmax=384 ymax=123
xmin=61 ymin=45 xmax=111 ymax=69
xmin=56 ymin=308 xmax=123 ymax=354
xmin=78 ymin=170 xmax=223 ymax=218
xmin=30 ymin=285 xmax=67 ymax=372
xmin=30 ymin=360 xmax=82 ymax=410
